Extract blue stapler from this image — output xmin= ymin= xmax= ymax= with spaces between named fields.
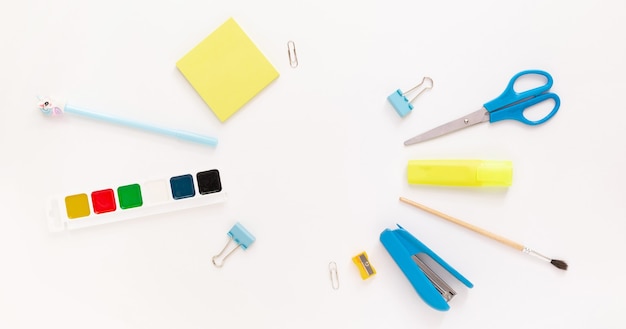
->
xmin=380 ymin=224 xmax=473 ymax=311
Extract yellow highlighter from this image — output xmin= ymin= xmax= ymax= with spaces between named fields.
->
xmin=407 ymin=160 xmax=513 ymax=187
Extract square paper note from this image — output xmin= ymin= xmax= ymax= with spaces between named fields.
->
xmin=177 ymin=18 xmax=279 ymax=122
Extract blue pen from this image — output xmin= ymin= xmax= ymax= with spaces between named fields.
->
xmin=37 ymin=97 xmax=218 ymax=147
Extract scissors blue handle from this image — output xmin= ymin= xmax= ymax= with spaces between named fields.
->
xmin=483 ymin=70 xmax=560 ymax=125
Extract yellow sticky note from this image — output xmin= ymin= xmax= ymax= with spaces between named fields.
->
xmin=176 ymin=18 xmax=279 ymax=122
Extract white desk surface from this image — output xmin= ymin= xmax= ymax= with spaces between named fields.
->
xmin=2 ymin=0 xmax=625 ymax=328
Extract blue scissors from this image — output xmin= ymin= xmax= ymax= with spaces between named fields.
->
xmin=404 ymin=70 xmax=560 ymax=145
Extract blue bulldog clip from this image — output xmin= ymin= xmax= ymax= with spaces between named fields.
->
xmin=212 ymin=222 xmax=256 ymax=268
xmin=387 ymin=77 xmax=433 ymax=117
xmin=380 ymin=224 xmax=473 ymax=311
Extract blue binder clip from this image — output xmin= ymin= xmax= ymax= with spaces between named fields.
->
xmin=212 ymin=222 xmax=256 ymax=268
xmin=380 ymin=224 xmax=473 ymax=311
xmin=387 ymin=77 xmax=433 ymax=117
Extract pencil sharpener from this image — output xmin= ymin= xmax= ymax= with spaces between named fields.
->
xmin=352 ymin=251 xmax=376 ymax=280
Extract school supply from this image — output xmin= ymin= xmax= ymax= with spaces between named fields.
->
xmin=176 ymin=18 xmax=279 ymax=122
xmin=404 ymin=70 xmax=560 ymax=145
xmin=38 ymin=97 xmax=218 ymax=147
xmin=287 ymin=41 xmax=298 ymax=68
xmin=407 ymin=159 xmax=513 ymax=186
xmin=212 ymin=222 xmax=256 ymax=267
xmin=387 ymin=77 xmax=433 ymax=117
xmin=46 ymin=169 xmax=225 ymax=232
xmin=380 ymin=224 xmax=473 ymax=311
xmin=329 ymin=261 xmax=340 ymax=290
xmin=352 ymin=251 xmax=376 ymax=280
xmin=399 ymin=197 xmax=568 ymax=270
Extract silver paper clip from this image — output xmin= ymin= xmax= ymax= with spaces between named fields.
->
xmin=212 ymin=222 xmax=256 ymax=268
xmin=329 ymin=261 xmax=339 ymax=290
xmin=287 ymin=40 xmax=298 ymax=68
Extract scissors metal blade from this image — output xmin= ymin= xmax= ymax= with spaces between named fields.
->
xmin=404 ymin=108 xmax=490 ymax=146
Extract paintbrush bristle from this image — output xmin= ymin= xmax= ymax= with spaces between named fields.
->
xmin=550 ymin=259 xmax=568 ymax=270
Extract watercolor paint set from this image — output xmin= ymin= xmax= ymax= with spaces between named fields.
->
xmin=45 ymin=169 xmax=226 ymax=232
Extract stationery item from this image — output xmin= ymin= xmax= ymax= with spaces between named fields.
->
xmin=37 ymin=97 xmax=218 ymax=147
xmin=46 ymin=169 xmax=225 ymax=232
xmin=329 ymin=261 xmax=340 ymax=290
xmin=387 ymin=77 xmax=433 ymax=117
xmin=404 ymin=70 xmax=560 ymax=145
xmin=399 ymin=197 xmax=568 ymax=270
xmin=407 ymin=159 xmax=513 ymax=186
xmin=287 ymin=40 xmax=298 ymax=68
xmin=352 ymin=251 xmax=376 ymax=280
xmin=176 ymin=17 xmax=279 ymax=122
xmin=380 ymin=224 xmax=473 ymax=311
xmin=212 ymin=222 xmax=256 ymax=267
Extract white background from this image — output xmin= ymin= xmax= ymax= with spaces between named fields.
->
xmin=2 ymin=0 xmax=625 ymax=328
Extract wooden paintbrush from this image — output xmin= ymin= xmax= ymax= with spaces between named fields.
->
xmin=399 ymin=197 xmax=568 ymax=270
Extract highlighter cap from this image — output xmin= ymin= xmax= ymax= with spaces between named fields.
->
xmin=407 ymin=160 xmax=513 ymax=187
